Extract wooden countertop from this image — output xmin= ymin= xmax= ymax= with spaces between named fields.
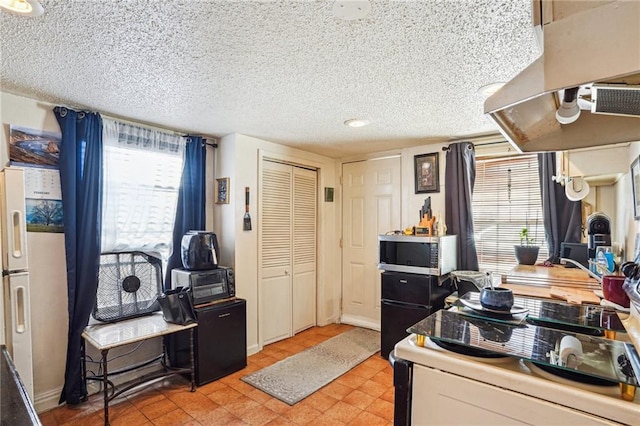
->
xmin=504 ymin=264 xmax=600 ymax=289
xmin=502 ymin=264 xmax=601 ymax=305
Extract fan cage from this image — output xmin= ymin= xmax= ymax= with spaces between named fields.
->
xmin=92 ymin=251 xmax=163 ymax=323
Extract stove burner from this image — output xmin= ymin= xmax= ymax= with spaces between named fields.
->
xmin=431 ymin=339 xmax=508 ymax=359
xmin=531 ymin=362 xmax=618 ymax=387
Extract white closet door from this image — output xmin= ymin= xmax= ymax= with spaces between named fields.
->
xmin=260 ymin=160 xmax=318 ymax=344
xmin=261 ymin=161 xmax=293 ymax=344
xmin=292 ymin=167 xmax=317 ymax=334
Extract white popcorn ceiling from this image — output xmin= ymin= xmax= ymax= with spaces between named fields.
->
xmin=0 ymin=0 xmax=540 ymax=158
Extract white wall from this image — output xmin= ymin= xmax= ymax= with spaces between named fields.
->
xmin=616 ymin=141 xmax=640 ymax=262
xmin=215 ymin=134 xmax=339 ymax=355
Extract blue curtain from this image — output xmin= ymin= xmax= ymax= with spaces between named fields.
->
xmin=165 ymin=136 xmax=207 ymax=288
xmin=444 ymin=142 xmax=479 ymax=271
xmin=54 ymin=107 xmax=103 ymax=405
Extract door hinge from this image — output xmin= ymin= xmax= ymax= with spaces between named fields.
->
xmin=339 ymin=238 xmax=343 ymax=248
xmin=339 ymin=175 xmax=343 ymax=185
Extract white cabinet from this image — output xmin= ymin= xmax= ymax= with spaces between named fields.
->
xmin=412 ymin=364 xmax=617 ymax=425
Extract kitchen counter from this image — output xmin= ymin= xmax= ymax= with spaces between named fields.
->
xmin=1 ymin=346 xmax=40 ymax=425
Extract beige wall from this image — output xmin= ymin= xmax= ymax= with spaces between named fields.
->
xmin=215 ymin=134 xmax=340 ymax=354
xmin=616 ymin=141 xmax=640 ymax=262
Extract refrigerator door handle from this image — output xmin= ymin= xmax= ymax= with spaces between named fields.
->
xmin=10 ymin=209 xmax=25 ymax=259
xmin=13 ymin=285 xmax=27 ymax=334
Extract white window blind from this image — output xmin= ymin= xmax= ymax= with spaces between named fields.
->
xmin=101 ymin=120 xmax=185 ymax=259
xmin=472 ymin=154 xmax=548 ymax=276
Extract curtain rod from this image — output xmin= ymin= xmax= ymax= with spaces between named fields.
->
xmin=39 ymin=97 xmax=219 ymax=143
xmin=442 ymin=135 xmax=508 ymax=151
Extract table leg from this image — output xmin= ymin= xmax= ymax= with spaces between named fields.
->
xmin=189 ymin=328 xmax=196 ymax=391
xmin=102 ymin=349 xmax=110 ymax=426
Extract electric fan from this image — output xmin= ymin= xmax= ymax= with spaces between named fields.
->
xmin=92 ymin=252 xmax=163 ymax=323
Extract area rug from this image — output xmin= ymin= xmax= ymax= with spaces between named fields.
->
xmin=241 ymin=327 xmax=380 ymax=405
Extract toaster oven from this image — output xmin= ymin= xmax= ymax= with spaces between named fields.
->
xmin=171 ymin=266 xmax=235 ymax=306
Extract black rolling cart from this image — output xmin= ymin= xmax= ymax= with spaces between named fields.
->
xmin=167 ymin=298 xmax=247 ymax=385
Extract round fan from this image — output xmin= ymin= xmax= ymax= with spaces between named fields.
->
xmin=92 ymin=252 xmax=163 ymax=323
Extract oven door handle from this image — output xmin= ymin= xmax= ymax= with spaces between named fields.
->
xmin=382 ymin=299 xmax=429 ymax=310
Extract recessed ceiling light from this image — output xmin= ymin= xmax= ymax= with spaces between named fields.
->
xmin=332 ymin=0 xmax=371 ymax=21
xmin=344 ymin=119 xmax=370 ymax=128
xmin=0 ymin=0 xmax=44 ymax=16
xmin=478 ymin=82 xmax=505 ymax=97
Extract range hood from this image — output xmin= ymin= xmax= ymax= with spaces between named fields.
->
xmin=485 ymin=0 xmax=640 ymax=153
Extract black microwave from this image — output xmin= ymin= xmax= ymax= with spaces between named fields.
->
xmin=378 ymin=235 xmax=457 ymax=276
xmin=171 ymin=266 xmax=235 ymax=306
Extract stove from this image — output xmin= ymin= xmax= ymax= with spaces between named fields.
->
xmin=391 ymin=295 xmax=640 ymax=425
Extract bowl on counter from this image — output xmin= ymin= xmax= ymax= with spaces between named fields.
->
xmin=480 ymin=287 xmax=514 ymax=312
xmin=601 ymin=275 xmax=629 ymax=308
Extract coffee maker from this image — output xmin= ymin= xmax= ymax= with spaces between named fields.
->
xmin=587 ymin=212 xmax=611 ymax=261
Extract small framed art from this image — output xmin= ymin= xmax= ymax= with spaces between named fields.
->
xmin=215 ymin=177 xmax=230 ymax=204
xmin=414 ymin=152 xmax=439 ymax=194
xmin=631 ymin=157 xmax=640 ymax=219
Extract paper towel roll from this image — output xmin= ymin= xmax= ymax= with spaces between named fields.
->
xmin=559 ymin=335 xmax=584 ymax=368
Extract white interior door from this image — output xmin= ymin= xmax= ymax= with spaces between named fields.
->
xmin=260 ymin=160 xmax=317 ymax=344
xmin=341 ymin=157 xmax=401 ymax=328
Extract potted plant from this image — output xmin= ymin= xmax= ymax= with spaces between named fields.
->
xmin=514 ymin=227 xmax=540 ymax=265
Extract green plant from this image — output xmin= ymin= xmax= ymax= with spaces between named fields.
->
xmin=519 ymin=227 xmax=535 ymax=246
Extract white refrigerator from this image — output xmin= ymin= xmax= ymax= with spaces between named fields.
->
xmin=0 ymin=167 xmax=34 ymax=401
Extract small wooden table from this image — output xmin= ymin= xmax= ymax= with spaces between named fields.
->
xmin=82 ymin=313 xmax=197 ymax=426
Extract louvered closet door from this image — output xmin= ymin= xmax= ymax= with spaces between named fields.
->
xmin=292 ymin=167 xmax=317 ymax=334
xmin=261 ymin=160 xmax=317 ymax=345
xmin=261 ymin=161 xmax=293 ymax=344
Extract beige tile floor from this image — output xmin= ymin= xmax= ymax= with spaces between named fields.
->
xmin=40 ymin=324 xmax=394 ymax=425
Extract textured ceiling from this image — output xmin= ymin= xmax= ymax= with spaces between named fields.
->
xmin=0 ymin=0 xmax=540 ymax=158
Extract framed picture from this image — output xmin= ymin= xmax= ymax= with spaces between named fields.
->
xmin=414 ymin=152 xmax=440 ymax=193
xmin=215 ymin=177 xmax=230 ymax=204
xmin=631 ymin=157 xmax=640 ymax=219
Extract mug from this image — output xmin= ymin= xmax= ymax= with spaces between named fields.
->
xmin=601 ymin=275 xmax=629 ymax=308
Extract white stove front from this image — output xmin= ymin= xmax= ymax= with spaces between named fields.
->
xmin=394 ymin=335 xmax=640 ymax=425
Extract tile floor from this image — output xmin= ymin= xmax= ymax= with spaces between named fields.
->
xmin=39 ymin=324 xmax=394 ymax=425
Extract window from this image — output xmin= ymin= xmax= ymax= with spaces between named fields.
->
xmin=472 ymin=154 xmax=548 ymax=276
xmin=101 ymin=120 xmax=185 ymax=259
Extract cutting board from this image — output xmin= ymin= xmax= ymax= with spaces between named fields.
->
xmin=502 ymin=283 xmax=601 ymax=305
xmin=548 ymin=287 xmax=601 ymax=305
xmin=505 ymin=265 xmax=600 ymax=290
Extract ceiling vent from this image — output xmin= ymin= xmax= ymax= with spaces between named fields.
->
xmin=591 ymin=84 xmax=640 ymax=117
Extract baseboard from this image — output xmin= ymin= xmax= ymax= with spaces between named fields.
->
xmin=247 ymin=343 xmax=260 ymax=356
xmin=34 ymin=387 xmax=63 ymax=414
xmin=339 ymin=315 xmax=380 ymax=331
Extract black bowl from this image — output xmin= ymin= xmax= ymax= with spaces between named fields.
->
xmin=480 ymin=287 xmax=514 ymax=312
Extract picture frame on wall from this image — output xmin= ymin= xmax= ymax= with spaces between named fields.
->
xmin=631 ymin=157 xmax=640 ymax=219
xmin=414 ymin=152 xmax=440 ymax=193
xmin=215 ymin=177 xmax=230 ymax=204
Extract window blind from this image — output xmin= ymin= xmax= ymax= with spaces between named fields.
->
xmin=472 ymin=154 xmax=548 ymax=276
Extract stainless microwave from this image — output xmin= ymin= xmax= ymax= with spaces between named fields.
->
xmin=378 ymin=235 xmax=457 ymax=276
xmin=171 ymin=266 xmax=235 ymax=306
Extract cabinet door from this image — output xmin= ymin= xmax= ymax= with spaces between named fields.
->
xmin=196 ymin=300 xmax=247 ymax=385
xmin=412 ymin=365 xmax=616 ymax=425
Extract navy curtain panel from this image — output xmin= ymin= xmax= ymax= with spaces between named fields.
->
xmin=445 ymin=142 xmax=479 ymax=271
xmin=54 ymin=107 xmax=103 ymax=405
xmin=165 ymin=136 xmax=207 ymax=288
xmin=538 ymin=152 xmax=582 ymax=263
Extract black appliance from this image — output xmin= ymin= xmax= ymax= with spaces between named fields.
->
xmin=167 ymin=298 xmax=247 ymax=385
xmin=560 ymin=242 xmax=589 ymax=268
xmin=587 ymin=213 xmax=611 ymax=260
xmin=181 ymin=231 xmax=220 ymax=270
xmin=171 ymin=266 xmax=235 ymax=306
xmin=381 ymin=271 xmax=451 ymax=359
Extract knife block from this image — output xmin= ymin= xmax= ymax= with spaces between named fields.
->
xmin=416 ymin=215 xmax=436 ymax=236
